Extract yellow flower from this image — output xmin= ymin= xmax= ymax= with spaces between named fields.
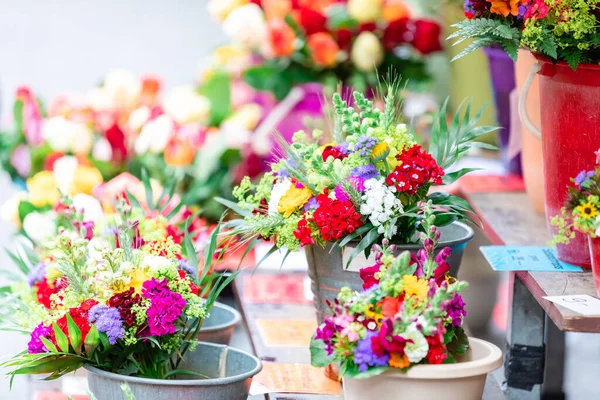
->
xmin=365 ymin=304 xmax=384 ymax=324
xmin=402 ymin=275 xmax=429 ymax=300
xmin=72 ymin=165 xmax=104 ymax=195
xmin=278 ymin=185 xmax=313 ymax=217
xmin=27 ymin=171 xmax=60 ymax=207
xmin=129 ymin=268 xmax=152 ymax=294
xmin=575 ymin=201 xmax=598 ymax=220
xmin=389 ymin=353 xmax=410 ymax=369
xmin=46 ymin=264 xmax=63 ymax=283
xmin=370 ymin=142 xmax=390 ymax=162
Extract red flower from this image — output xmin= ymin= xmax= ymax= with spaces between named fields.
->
xmin=299 ymin=8 xmax=327 ymax=35
xmin=412 ymin=19 xmax=442 ymax=55
xmin=105 ymin=123 xmax=128 ymax=163
xmin=52 ymin=299 xmax=99 ymax=349
xmin=35 ymin=278 xmax=59 ymax=308
xmin=177 ymin=270 xmax=200 ymax=296
xmin=44 ymin=152 xmax=66 ymax=171
xmin=335 ymin=28 xmax=354 ymax=51
xmin=386 ymin=144 xmax=444 ymax=194
xmin=313 ymin=191 xmax=363 ymax=241
xmin=293 ymin=216 xmax=315 ymax=246
xmin=358 ymin=22 xmax=377 ymax=33
xmin=359 ymin=264 xmax=381 ymax=289
xmin=381 ymin=297 xmax=401 ymax=318
xmin=321 ymin=145 xmax=347 ymax=162
xmin=376 ymin=318 xmax=411 ymax=355
xmin=108 ymin=288 xmax=142 ymax=327
xmin=426 ymin=332 xmax=448 ymax=364
xmin=383 ymin=18 xmax=409 ymax=50
xmin=465 ymin=11 xmax=474 ymax=19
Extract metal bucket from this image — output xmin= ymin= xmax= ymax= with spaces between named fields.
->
xmin=196 ymin=302 xmax=242 ymax=345
xmin=85 ymin=342 xmax=262 ymax=400
xmin=305 ymin=222 xmax=474 ymax=323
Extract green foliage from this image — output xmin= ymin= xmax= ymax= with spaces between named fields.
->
xmin=310 ymin=336 xmax=335 ymax=367
xmin=449 ymin=19 xmax=521 ymax=61
xmin=199 ymin=71 xmax=231 ymax=126
xmin=447 ymin=326 xmax=469 ymax=355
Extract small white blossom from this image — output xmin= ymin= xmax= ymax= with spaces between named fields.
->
xmin=360 ymin=178 xmax=402 ymax=235
xmin=268 ymin=179 xmax=292 ymax=215
xmin=402 ymin=324 xmax=429 ymax=363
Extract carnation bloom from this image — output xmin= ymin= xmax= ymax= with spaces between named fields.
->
xmin=307 ymin=33 xmax=340 ymax=67
xmin=293 ymin=216 xmax=315 ymax=246
xmin=108 ymin=287 xmax=142 ymax=326
xmin=313 ymin=191 xmax=363 ymax=241
xmin=28 ymin=323 xmax=51 ymax=354
xmin=88 ymin=305 xmax=126 ymax=345
xmin=386 ymin=144 xmax=444 ymax=194
xmin=412 ymin=20 xmax=443 ymax=55
xmin=142 ymin=278 xmax=187 ymax=336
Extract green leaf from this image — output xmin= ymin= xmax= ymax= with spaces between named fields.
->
xmin=447 ymin=326 xmax=469 ymax=356
xmin=442 ymin=168 xmax=480 ymax=185
xmin=255 ymin=244 xmax=279 ymax=268
xmin=84 ymin=325 xmax=101 ymax=356
xmin=564 ymin=49 xmax=582 ymax=70
xmin=40 ymin=337 xmax=58 ymax=353
xmin=200 ymin=71 xmax=231 ymax=126
xmin=52 ymin=323 xmax=69 ymax=353
xmin=345 ymin=228 xmax=379 ymax=269
xmin=346 ymin=365 xmax=388 ymax=379
xmin=5 ymin=247 xmax=30 ymax=276
xmin=243 ymin=65 xmax=280 ymax=92
xmin=125 ymin=191 xmax=142 ymax=211
xmin=310 ymin=335 xmax=335 ymax=367
xmin=214 ymin=197 xmax=252 ymax=218
xmin=13 ymin=100 xmax=24 ymax=133
xmin=540 ymin=31 xmax=558 ymax=60
xmin=17 ymin=201 xmax=37 ymax=224
xmin=66 ymin=314 xmax=82 ymax=355
xmin=141 ymin=169 xmax=154 ymax=211
xmin=11 ymin=356 xmax=84 ymax=376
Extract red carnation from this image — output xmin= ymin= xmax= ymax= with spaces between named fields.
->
xmin=52 ymin=299 xmax=99 ymax=349
xmin=383 ymin=18 xmax=410 ymax=50
xmin=299 ymin=8 xmax=327 ymax=35
xmin=313 ymin=191 xmax=363 ymax=241
xmin=412 ymin=19 xmax=442 ymax=55
xmin=321 ymin=145 xmax=347 ymax=162
xmin=386 ymin=144 xmax=444 ymax=195
xmin=293 ymin=216 xmax=315 ymax=246
xmin=108 ymin=288 xmax=142 ymax=327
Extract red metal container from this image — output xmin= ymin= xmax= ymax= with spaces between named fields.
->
xmin=521 ymin=55 xmax=600 ymax=267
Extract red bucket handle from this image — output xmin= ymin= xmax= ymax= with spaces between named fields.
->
xmin=518 ymin=62 xmax=543 ymax=140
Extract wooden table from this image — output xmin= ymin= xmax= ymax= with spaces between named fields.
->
xmin=234 ymin=269 xmax=504 ymax=399
xmin=466 ymin=191 xmax=600 ymax=400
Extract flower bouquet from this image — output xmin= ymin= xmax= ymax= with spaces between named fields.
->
xmin=552 ymin=149 xmax=600 ymax=293
xmin=210 ymin=0 xmax=443 ymax=99
xmin=221 ymin=82 xmax=493 ymax=321
xmin=310 ymin=206 xmax=502 ymax=399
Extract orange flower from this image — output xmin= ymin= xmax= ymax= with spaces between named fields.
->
xmin=141 ymin=75 xmax=161 ymax=105
xmin=382 ymin=0 xmax=411 ymax=22
xmin=487 ymin=0 xmax=521 ymax=16
xmin=389 ymin=353 xmax=410 ymax=369
xmin=164 ymin=137 xmax=196 ymax=167
xmin=268 ymin=19 xmax=297 ymax=57
xmin=380 ymin=297 xmax=401 ymax=318
xmin=297 ymin=0 xmax=336 ymax=12
xmin=262 ymin=0 xmax=292 ymax=19
xmin=307 ymin=32 xmax=339 ymax=68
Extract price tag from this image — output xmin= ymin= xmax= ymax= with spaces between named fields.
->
xmin=543 ymin=295 xmax=600 ymax=316
xmin=480 ymin=246 xmax=584 ymax=272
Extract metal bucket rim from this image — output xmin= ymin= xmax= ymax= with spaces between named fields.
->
xmin=397 ymin=221 xmax=475 ymax=250
xmin=201 ymin=302 xmax=242 ymax=333
xmin=84 ymin=342 xmax=262 ymax=386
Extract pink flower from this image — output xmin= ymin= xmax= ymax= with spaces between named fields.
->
xmin=333 ymin=313 xmax=354 ymax=328
xmin=16 ymin=86 xmax=42 ymax=145
xmin=341 ymin=325 xmax=360 ymax=342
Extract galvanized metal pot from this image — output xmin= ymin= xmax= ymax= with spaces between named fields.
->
xmin=305 ymin=222 xmax=474 ymax=323
xmin=85 ymin=342 xmax=262 ymax=400
xmin=196 ymin=302 xmax=242 ymax=345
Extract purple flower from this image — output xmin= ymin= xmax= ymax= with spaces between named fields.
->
xmin=178 ymin=259 xmax=195 ymax=277
xmin=88 ymin=305 xmax=125 ymax=345
xmin=446 ymin=294 xmax=466 ymax=327
xmin=353 ymin=137 xmax=379 ymax=158
xmin=338 ymin=142 xmax=350 ymax=155
xmin=351 ymin=164 xmax=379 ymax=181
xmin=304 ymin=196 xmax=320 ymax=211
xmin=349 ymin=176 xmax=366 ymax=192
xmin=278 ymin=169 xmax=290 ymax=178
xmin=354 ymin=331 xmax=390 ymax=372
xmin=315 ymin=319 xmax=337 ymax=355
xmin=575 ymin=170 xmax=595 ymax=187
xmin=28 ymin=323 xmax=51 ymax=354
xmin=334 ymin=184 xmax=349 ymax=202
xmin=142 ymin=278 xmax=187 ymax=336
xmin=27 ymin=262 xmax=47 ymax=287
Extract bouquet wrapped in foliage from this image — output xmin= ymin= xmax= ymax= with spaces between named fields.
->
xmin=1 ymin=185 xmax=234 ymax=381
xmin=310 ymin=205 xmax=469 ymax=376
xmin=551 ymin=149 xmax=600 ymax=244
xmin=223 ymin=82 xmax=494 ymax=265
xmin=210 ymin=0 xmax=443 ymax=98
xmin=450 ymin=0 xmax=600 ymax=68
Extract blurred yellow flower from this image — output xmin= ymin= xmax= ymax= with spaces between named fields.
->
xmin=371 ymin=142 xmax=390 ymax=162
xmin=348 ymin=0 xmax=383 ymax=22
xmin=72 ymin=165 xmax=104 ymax=195
xmin=27 ymin=171 xmax=60 ymax=207
xmin=403 ymin=275 xmax=429 ymax=300
xmin=278 ymin=185 xmax=313 ymax=217
xmin=129 ymin=268 xmax=152 ymax=294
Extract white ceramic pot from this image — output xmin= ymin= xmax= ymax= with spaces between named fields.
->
xmin=343 ymin=338 xmax=502 ymax=400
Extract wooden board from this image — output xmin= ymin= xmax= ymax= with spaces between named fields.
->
xmin=466 ymin=191 xmax=600 ymax=333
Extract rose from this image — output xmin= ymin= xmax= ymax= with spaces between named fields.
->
xmin=412 ymin=19 xmax=442 ymax=55
xmin=348 ymin=0 xmax=383 ymax=23
xmin=22 ymin=211 xmax=57 ymax=245
xmin=134 ymin=115 xmax=175 ymax=155
xmin=351 ymin=31 xmax=384 ymax=72
xmin=91 ymin=69 xmax=142 ymax=111
xmin=72 ymin=193 xmax=104 ymax=222
xmin=41 ymin=116 xmax=93 ymax=154
xmin=163 ymin=86 xmax=211 ymax=126
xmin=222 ymin=4 xmax=268 ymax=49
xmin=207 ymin=0 xmax=248 ymax=21
xmin=307 ymin=32 xmax=340 ymax=67
xmin=267 ymin=19 xmax=297 ymax=58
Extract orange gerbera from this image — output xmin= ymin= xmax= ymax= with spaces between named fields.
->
xmin=486 ymin=0 xmax=522 ymax=16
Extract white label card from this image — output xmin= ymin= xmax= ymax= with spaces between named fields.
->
xmin=542 ymin=295 xmax=600 ymax=316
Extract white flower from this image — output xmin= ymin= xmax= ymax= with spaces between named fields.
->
xmin=72 ymin=193 xmax=104 ymax=222
xmin=22 ymin=211 xmax=57 ymax=245
xmin=87 ymin=237 xmax=111 ymax=260
xmin=163 ymin=86 xmax=211 ymax=126
xmin=402 ymin=324 xmax=429 ymax=363
xmin=134 ymin=115 xmax=174 ymax=155
xmin=207 ymin=0 xmax=247 ymax=21
xmin=268 ymin=178 xmax=292 ymax=215
xmin=0 ymin=193 xmax=27 ymax=228
xmin=128 ymin=106 xmax=151 ymax=133
xmin=222 ymin=4 xmax=268 ymax=49
xmin=360 ymin=178 xmax=402 ymax=234
xmin=351 ymin=31 xmax=384 ymax=72
xmin=41 ymin=116 xmax=93 ymax=154
xmin=102 ymin=69 xmax=142 ymax=110
xmin=53 ymin=156 xmax=79 ymax=194
xmin=92 ymin=137 xmax=113 ymax=162
xmin=142 ymin=255 xmax=172 ymax=275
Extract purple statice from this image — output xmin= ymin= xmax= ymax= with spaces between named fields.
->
xmin=304 ymin=196 xmax=320 ymax=211
xmin=338 ymin=141 xmax=350 ymax=155
xmin=575 ymin=170 xmax=595 ymax=187
xmin=353 ymin=137 xmax=379 ymax=158
xmin=354 ymin=331 xmax=390 ymax=372
xmin=27 ymin=261 xmax=47 ymax=287
xmin=334 ymin=184 xmax=349 ymax=202
xmin=351 ymin=164 xmax=379 ymax=181
xmin=27 ymin=323 xmax=51 ymax=354
xmin=88 ymin=305 xmax=126 ymax=345
xmin=446 ymin=294 xmax=467 ymax=327
xmin=142 ymin=278 xmax=187 ymax=336
xmin=178 ymin=258 xmax=195 ymax=277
